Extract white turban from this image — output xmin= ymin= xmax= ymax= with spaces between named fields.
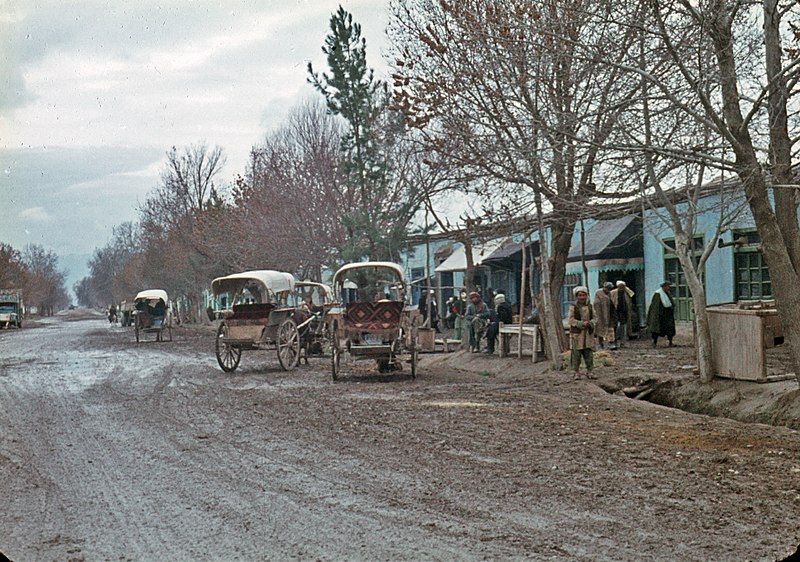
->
xmin=573 ymin=286 xmax=589 ymax=296
xmin=616 ymin=280 xmax=626 ymax=287
xmin=494 ymin=293 xmax=506 ymax=304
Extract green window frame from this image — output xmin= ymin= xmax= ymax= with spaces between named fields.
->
xmin=662 ymin=235 xmax=704 ymax=322
xmin=733 ymin=230 xmax=771 ymax=300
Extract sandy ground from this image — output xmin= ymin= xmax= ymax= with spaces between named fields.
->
xmin=1 ymin=312 xmax=799 ymax=561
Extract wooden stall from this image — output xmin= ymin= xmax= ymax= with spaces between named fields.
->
xmin=706 ymin=301 xmax=785 ymax=382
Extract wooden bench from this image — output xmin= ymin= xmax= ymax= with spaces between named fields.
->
xmin=498 ymin=323 xmax=542 ymax=363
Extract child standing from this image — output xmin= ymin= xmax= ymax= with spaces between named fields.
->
xmin=568 ymin=286 xmax=597 ymax=379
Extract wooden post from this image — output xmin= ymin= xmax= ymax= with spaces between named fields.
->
xmin=518 ymin=232 xmax=530 ymax=358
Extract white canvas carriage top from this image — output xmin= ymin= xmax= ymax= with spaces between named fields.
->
xmin=332 ymin=262 xmax=405 ymax=286
xmin=134 ymin=289 xmax=169 ymax=303
xmin=211 ymin=270 xmax=296 ymax=298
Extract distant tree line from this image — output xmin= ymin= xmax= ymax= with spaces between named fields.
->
xmin=0 ymin=243 xmax=69 ymax=315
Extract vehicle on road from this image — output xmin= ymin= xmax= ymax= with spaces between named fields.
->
xmin=295 ymin=281 xmax=333 ymax=363
xmin=212 ymin=270 xmax=302 ymax=373
xmin=327 ymin=262 xmax=419 ymax=380
xmin=132 ymin=290 xmax=173 ymax=343
xmin=119 ymin=300 xmax=135 ymax=326
xmin=0 ymin=289 xmax=23 ymax=329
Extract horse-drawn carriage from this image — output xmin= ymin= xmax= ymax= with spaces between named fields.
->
xmin=212 ymin=270 xmax=302 ymax=373
xmin=327 ymin=262 xmax=419 ymax=380
xmin=132 ymin=290 xmax=172 ymax=343
xmin=295 ymin=281 xmax=333 ymax=362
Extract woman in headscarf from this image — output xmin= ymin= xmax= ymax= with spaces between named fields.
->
xmin=646 ymin=281 xmax=676 ymax=347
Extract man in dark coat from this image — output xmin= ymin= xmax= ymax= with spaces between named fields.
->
xmin=646 ymin=281 xmax=676 ymax=347
xmin=484 ymin=293 xmax=513 ymax=354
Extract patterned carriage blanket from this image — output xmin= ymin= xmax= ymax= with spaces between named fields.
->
xmin=345 ymin=301 xmax=402 ymax=332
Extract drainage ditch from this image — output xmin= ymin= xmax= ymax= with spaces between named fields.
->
xmin=596 ymin=375 xmax=800 ymax=431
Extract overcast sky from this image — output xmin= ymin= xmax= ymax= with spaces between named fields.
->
xmin=1 ymin=0 xmax=390 ymax=267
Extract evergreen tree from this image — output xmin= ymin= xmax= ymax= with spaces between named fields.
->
xmin=309 ymin=6 xmax=418 ymax=262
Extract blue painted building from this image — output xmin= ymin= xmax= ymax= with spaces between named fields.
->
xmin=643 ymin=189 xmax=796 ymax=322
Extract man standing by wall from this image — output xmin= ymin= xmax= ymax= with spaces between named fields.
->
xmin=593 ymin=282 xmax=615 ymax=349
xmin=610 ymin=280 xmax=636 ymax=348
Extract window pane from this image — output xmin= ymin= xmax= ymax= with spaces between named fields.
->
xmin=751 ymin=284 xmax=761 ymax=298
xmin=738 ymin=283 xmax=749 ymax=298
xmin=739 ymin=268 xmax=750 ymax=282
xmin=763 ymin=283 xmax=772 ymax=297
xmin=763 ymin=264 xmax=770 ymax=281
xmin=751 ymin=268 xmax=761 ymax=282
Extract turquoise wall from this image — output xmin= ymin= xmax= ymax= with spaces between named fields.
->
xmin=642 ymin=192 xmax=783 ymax=307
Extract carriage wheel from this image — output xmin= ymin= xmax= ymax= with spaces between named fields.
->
xmin=216 ymin=323 xmax=241 ymax=373
xmin=330 ymin=332 xmax=341 ymax=381
xmin=277 ymin=318 xmax=300 ymax=371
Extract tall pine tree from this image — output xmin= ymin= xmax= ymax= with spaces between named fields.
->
xmin=309 ymin=6 xmax=418 ymax=262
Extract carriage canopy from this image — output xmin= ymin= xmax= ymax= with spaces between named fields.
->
xmin=134 ymin=289 xmax=169 ymax=303
xmin=332 ymin=262 xmax=406 ymax=303
xmin=211 ymin=270 xmax=296 ymax=302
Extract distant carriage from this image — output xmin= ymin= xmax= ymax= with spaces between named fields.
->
xmin=212 ymin=270 xmax=302 ymax=373
xmin=327 ymin=262 xmax=419 ymax=380
xmin=132 ymin=290 xmax=173 ymax=343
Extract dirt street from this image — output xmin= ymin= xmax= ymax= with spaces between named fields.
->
xmin=1 ymin=313 xmax=799 ymax=561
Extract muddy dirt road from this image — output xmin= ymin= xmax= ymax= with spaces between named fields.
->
xmin=1 ymin=314 xmax=799 ymax=560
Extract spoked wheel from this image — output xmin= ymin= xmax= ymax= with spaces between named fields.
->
xmin=331 ymin=332 xmax=341 ymax=381
xmin=410 ymin=327 xmax=419 ymax=379
xmin=277 ymin=318 xmax=300 ymax=371
xmin=216 ymin=322 xmax=241 ymax=373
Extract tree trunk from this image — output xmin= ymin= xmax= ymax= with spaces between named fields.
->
xmin=678 ymin=251 xmax=714 ymax=383
xmin=548 ymin=217 xmax=576 ymax=352
xmin=763 ymin=0 xmax=800 ymax=272
xmin=535 ymin=193 xmax=564 ymax=370
xmin=463 ymin=237 xmax=476 ymax=292
xmin=709 ymin=10 xmax=800 ymax=380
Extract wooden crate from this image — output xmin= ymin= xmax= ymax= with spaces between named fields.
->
xmin=707 ymin=305 xmax=781 ymax=381
xmin=417 ymin=327 xmax=436 ymax=352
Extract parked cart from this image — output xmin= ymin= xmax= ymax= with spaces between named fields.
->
xmin=132 ymin=290 xmax=173 ymax=343
xmin=212 ymin=270 xmax=301 ymax=373
xmin=327 ymin=262 xmax=419 ymax=380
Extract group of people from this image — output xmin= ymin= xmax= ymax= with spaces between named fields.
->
xmin=569 ymin=280 xmax=677 ymax=378
xmin=590 ymin=281 xmax=637 ymax=350
xmin=445 ymin=290 xmax=513 ymax=354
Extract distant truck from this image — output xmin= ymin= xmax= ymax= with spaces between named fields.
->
xmin=0 ymin=289 xmax=23 ymax=329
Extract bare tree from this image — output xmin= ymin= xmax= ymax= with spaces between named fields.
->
xmin=390 ymin=0 xmax=643 ymax=364
xmin=609 ymin=0 xmax=800 ymax=380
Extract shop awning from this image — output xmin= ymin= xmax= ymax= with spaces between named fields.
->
xmin=434 ymin=238 xmax=507 ymax=273
xmin=568 ymin=215 xmax=642 ymax=262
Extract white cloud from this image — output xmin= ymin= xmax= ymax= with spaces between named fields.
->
xmin=18 ymin=206 xmax=52 ymax=222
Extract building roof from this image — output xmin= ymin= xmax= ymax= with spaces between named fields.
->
xmin=434 ymin=238 xmax=507 ymax=273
